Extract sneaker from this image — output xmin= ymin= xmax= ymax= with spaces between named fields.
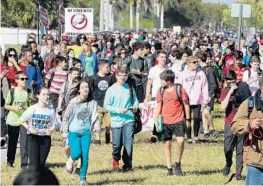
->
xmin=186 ymin=138 xmax=193 ymax=143
xmin=75 ymin=167 xmax=80 ymax=175
xmin=93 ymin=140 xmax=101 ymax=145
xmin=66 ymin=158 xmax=74 ymax=173
xmin=123 ymin=165 xmax=132 ymax=173
xmin=80 ymin=180 xmax=87 ymax=186
xmin=112 ymin=159 xmax=119 ymax=169
xmin=204 ymin=133 xmax=210 ymax=139
xmin=222 ymin=165 xmax=230 ymax=176
xmin=7 ymin=162 xmax=14 ymax=168
xmin=167 ymin=168 xmax=174 ymax=176
xmin=236 ymin=174 xmax=245 ymax=181
xmin=173 ymin=162 xmax=183 ymax=176
xmin=150 ymin=135 xmax=158 ymax=143
xmin=105 ymin=132 xmax=111 ymax=144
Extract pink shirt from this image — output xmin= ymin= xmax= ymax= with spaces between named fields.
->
xmin=178 ymin=69 xmax=209 ymax=105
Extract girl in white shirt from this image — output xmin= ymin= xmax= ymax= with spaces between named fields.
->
xmin=21 ymin=87 xmax=56 ymax=169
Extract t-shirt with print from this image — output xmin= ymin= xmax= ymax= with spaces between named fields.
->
xmin=5 ymin=88 xmax=31 ymax=126
xmin=156 ymin=85 xmax=188 ymax=124
xmin=220 ymin=88 xmax=238 ymax=125
xmin=45 ymin=68 xmax=68 ymax=94
xmin=148 ymin=65 xmax=167 ymax=99
xmin=21 ymin=104 xmax=55 ymax=136
xmin=89 ymin=74 xmax=115 ymax=107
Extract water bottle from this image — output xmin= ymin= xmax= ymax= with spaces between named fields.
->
xmin=157 ymin=115 xmax=164 ymax=133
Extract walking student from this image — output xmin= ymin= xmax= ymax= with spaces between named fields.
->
xmin=4 ymin=71 xmax=32 ymax=168
xmin=20 ymin=87 xmax=56 ymax=169
xmin=179 ymin=56 xmax=209 ymax=142
xmin=154 ymin=69 xmax=190 ymax=176
xmin=220 ymin=70 xmax=245 ymax=181
xmin=61 ymin=79 xmax=99 ymax=186
xmin=45 ymin=56 xmax=68 ymax=110
xmin=231 ymin=76 xmax=263 ymax=185
xmin=89 ymin=60 xmax=115 ymax=144
xmin=104 ymin=66 xmax=139 ymax=172
xmin=57 ymin=67 xmax=81 ymax=114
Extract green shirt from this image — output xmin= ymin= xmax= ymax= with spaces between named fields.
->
xmin=5 ymin=88 xmax=30 ymax=126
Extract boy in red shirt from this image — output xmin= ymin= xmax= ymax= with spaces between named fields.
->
xmin=154 ymin=69 xmax=191 ymax=176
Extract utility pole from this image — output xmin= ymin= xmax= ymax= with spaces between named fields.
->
xmin=100 ymin=0 xmax=104 ymax=31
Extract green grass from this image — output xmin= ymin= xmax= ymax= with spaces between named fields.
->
xmin=4 ymin=44 xmax=23 ymax=53
xmin=1 ymin=104 xmax=245 ymax=185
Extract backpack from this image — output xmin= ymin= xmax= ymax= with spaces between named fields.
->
xmin=5 ymin=88 xmax=32 ymax=117
xmin=10 ymin=88 xmax=31 ymax=106
xmin=160 ymin=84 xmax=183 ymax=105
xmin=203 ymin=66 xmax=220 ymax=95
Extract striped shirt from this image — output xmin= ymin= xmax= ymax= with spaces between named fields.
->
xmin=45 ymin=68 xmax=68 ymax=94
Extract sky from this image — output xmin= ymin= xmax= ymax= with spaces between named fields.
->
xmin=202 ymin=0 xmax=235 ymax=5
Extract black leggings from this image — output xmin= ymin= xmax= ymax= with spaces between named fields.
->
xmin=28 ymin=134 xmax=51 ymax=169
xmin=186 ymin=105 xmax=201 ymax=138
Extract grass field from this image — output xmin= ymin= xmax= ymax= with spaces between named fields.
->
xmin=1 ymin=105 xmax=245 ymax=185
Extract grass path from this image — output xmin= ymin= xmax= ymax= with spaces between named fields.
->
xmin=1 ymin=105 xmax=245 ymax=185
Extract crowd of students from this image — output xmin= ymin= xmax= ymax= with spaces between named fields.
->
xmin=0 ymin=29 xmax=263 ymax=185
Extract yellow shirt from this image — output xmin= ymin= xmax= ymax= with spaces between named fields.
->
xmin=67 ymin=45 xmax=84 ymax=58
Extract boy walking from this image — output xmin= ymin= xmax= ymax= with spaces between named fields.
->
xmin=45 ymin=56 xmax=68 ymax=110
xmin=154 ymin=70 xmax=190 ymax=176
xmin=89 ymin=60 xmax=115 ymax=144
xmin=104 ymin=67 xmax=139 ymax=172
xmin=4 ymin=71 xmax=31 ymax=168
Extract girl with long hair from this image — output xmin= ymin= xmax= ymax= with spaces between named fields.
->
xmin=61 ymin=79 xmax=99 ymax=185
xmin=78 ymin=41 xmax=98 ymax=77
xmin=0 ymin=48 xmax=21 ymax=88
xmin=20 ymin=86 xmax=56 ymax=169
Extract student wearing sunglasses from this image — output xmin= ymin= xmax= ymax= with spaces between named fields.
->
xmin=178 ymin=56 xmax=209 ymax=143
xmin=4 ymin=71 xmax=32 ymax=169
xmin=0 ymin=48 xmax=21 ymax=88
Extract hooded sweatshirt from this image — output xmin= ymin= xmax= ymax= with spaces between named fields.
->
xmin=178 ymin=69 xmax=209 ymax=105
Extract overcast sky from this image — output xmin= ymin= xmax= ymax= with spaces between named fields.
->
xmin=202 ymin=0 xmax=235 ymax=5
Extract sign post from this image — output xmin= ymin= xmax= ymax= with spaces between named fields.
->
xmin=65 ymin=8 xmax=94 ymax=36
xmin=231 ymin=4 xmax=251 ymax=50
xmin=39 ymin=5 xmax=49 ymax=28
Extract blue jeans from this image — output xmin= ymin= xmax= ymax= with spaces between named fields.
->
xmin=246 ymin=165 xmax=263 ymax=185
xmin=111 ymin=122 xmax=134 ymax=168
xmin=69 ymin=131 xmax=91 ymax=181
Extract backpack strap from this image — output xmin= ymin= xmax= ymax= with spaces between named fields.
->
xmin=10 ymin=88 xmax=15 ymax=106
xmin=176 ymin=84 xmax=183 ymax=105
xmin=248 ymin=96 xmax=255 ymax=118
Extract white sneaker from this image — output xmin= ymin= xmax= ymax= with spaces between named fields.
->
xmin=66 ymin=158 xmax=74 ymax=173
xmin=80 ymin=180 xmax=87 ymax=186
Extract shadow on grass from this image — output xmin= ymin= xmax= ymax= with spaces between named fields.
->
xmin=90 ymin=177 xmax=146 ymax=185
xmin=184 ymin=169 xmax=222 ymax=176
xmin=89 ymin=164 xmax=166 ymax=175
xmin=46 ymin=162 xmax=65 ymax=168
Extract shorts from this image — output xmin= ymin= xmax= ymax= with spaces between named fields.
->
xmin=98 ymin=106 xmax=110 ymax=129
xmin=163 ymin=121 xmax=185 ymax=141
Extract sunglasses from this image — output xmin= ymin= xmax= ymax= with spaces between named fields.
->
xmin=121 ymin=52 xmax=126 ymax=54
xmin=18 ymin=78 xmax=28 ymax=81
xmin=190 ymin=61 xmax=198 ymax=64
xmin=115 ymin=33 xmax=120 ymax=34
xmin=80 ymin=36 xmax=86 ymax=39
xmin=47 ymin=38 xmax=53 ymax=40
xmin=8 ymin=54 xmax=16 ymax=57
